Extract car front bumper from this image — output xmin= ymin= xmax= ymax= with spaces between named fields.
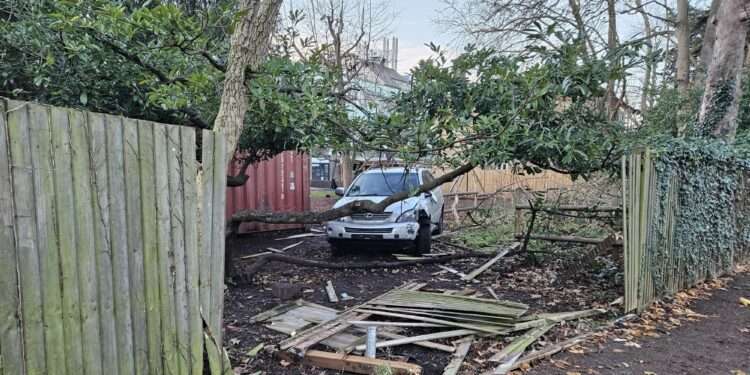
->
xmin=325 ymin=220 xmax=420 ymax=241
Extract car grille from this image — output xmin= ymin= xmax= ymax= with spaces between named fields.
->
xmin=351 ymin=212 xmax=392 ymax=221
xmin=344 ymin=227 xmax=393 ymax=234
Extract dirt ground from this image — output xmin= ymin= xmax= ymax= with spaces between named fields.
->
xmin=223 ymin=230 xmax=622 ymax=375
xmin=527 ymin=272 xmax=750 ymax=375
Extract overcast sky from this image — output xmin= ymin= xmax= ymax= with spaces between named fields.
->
xmin=391 ymin=0 xmax=454 ymax=75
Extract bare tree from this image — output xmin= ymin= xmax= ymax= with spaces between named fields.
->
xmin=697 ymin=0 xmax=749 ymax=141
xmin=282 ymin=0 xmax=393 ymax=186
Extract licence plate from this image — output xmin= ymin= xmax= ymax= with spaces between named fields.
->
xmin=351 ymin=234 xmax=383 ymax=240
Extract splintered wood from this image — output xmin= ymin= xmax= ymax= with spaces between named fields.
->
xmin=250 ymin=281 xmax=608 ymax=375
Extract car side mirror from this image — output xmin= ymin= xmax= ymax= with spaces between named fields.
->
xmin=335 ymin=187 xmax=345 ymax=196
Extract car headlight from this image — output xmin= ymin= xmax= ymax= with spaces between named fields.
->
xmin=396 ymin=209 xmax=417 ymax=223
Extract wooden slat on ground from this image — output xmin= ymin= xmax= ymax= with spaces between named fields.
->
xmin=304 ymin=350 xmax=422 ymax=375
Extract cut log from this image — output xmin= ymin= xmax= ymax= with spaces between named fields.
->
xmin=304 ymin=350 xmax=422 ymax=375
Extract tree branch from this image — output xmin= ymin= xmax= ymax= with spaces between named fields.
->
xmin=230 ymin=162 xmax=476 ymax=224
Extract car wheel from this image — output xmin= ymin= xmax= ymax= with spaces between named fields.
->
xmin=413 ymin=217 xmax=432 ymax=255
xmin=433 ymin=205 xmax=445 ymax=235
xmin=329 ymin=241 xmax=345 ymax=257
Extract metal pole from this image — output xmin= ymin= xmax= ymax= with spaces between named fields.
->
xmin=365 ymin=326 xmax=377 ymax=358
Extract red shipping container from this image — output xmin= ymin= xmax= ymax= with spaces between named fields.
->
xmin=225 ymin=151 xmax=311 ymax=233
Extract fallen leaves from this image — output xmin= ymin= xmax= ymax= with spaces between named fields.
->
xmin=740 ymin=297 xmax=750 ymax=307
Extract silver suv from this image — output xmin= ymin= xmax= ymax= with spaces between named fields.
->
xmin=325 ymin=167 xmax=444 ymax=255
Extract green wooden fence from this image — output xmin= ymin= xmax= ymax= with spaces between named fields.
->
xmin=623 ymin=149 xmax=750 ymax=312
xmin=0 ymin=99 xmax=228 ymax=375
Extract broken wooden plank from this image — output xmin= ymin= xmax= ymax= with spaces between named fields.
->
xmin=442 ymin=336 xmax=474 ymax=375
xmin=325 ymin=281 xmax=339 ymax=303
xmin=266 ymin=247 xmax=284 ymax=253
xmin=353 ymin=329 xmax=474 ymax=351
xmin=486 ymin=287 xmax=501 ymax=301
xmin=438 ymin=265 xmax=470 ymax=279
xmin=513 ymin=309 xmax=606 ymax=331
xmin=355 ymin=309 xmax=505 ymax=335
xmin=249 ymin=300 xmax=302 ymax=323
xmin=281 ymin=241 xmax=304 ymax=251
xmin=276 ymin=232 xmax=322 ymax=240
xmin=304 ymin=350 xmax=422 ymax=375
xmin=240 ymin=251 xmax=272 ymax=260
xmin=377 ymin=331 xmax=455 ymax=353
xmin=488 ymin=323 xmax=555 ymax=374
xmin=462 ymin=243 xmax=519 ymax=282
xmin=348 ymin=321 xmax=448 ymax=328
xmin=279 ymin=282 xmax=426 ymax=355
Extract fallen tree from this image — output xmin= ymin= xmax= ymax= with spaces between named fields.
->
xmin=229 ymin=162 xmax=476 ymax=225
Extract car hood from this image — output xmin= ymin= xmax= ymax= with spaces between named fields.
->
xmin=332 ymin=196 xmax=420 ymax=216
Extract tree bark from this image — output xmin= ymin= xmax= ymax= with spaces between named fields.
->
xmin=697 ymin=0 xmax=749 ymax=141
xmin=676 ymin=0 xmax=691 ymax=94
xmin=700 ymin=0 xmax=722 ymax=72
xmin=213 ymin=0 xmax=283 ymax=164
xmin=606 ymin=0 xmax=619 ymax=120
xmin=635 ymin=0 xmax=654 ymax=111
xmin=340 ymin=151 xmax=354 ymax=187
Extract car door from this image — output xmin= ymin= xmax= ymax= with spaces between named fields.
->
xmin=421 ymin=170 xmax=443 ymax=224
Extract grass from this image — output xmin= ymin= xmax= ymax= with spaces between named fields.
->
xmin=310 ymin=189 xmax=334 ymax=199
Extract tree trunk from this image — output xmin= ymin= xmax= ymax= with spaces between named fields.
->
xmin=606 ymin=0 xmax=619 ymax=120
xmin=340 ymin=151 xmax=354 ymax=187
xmin=698 ymin=0 xmax=749 ymax=142
xmin=212 ymin=0 xmax=283 ymax=164
xmin=635 ymin=0 xmax=653 ymax=111
xmin=569 ymin=0 xmax=595 ymax=56
xmin=676 ymin=0 xmax=691 ymax=94
xmin=700 ymin=0 xmax=722 ymax=72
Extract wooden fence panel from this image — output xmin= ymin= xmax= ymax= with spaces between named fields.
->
xmin=49 ymin=106 xmax=85 ymax=375
xmin=0 ymin=98 xmax=226 ymax=375
xmin=28 ymin=104 xmax=66 ymax=375
xmin=0 ymin=99 xmax=24 ymax=375
xmin=107 ymin=115 xmax=136 ymax=375
xmin=623 ymin=150 xmax=749 ymax=311
xmin=7 ymin=101 xmax=47 ymax=375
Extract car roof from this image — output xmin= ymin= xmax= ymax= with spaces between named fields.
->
xmin=361 ymin=167 xmax=424 ymax=174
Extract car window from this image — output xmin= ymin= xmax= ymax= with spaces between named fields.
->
xmin=346 ymin=172 xmax=419 ymax=197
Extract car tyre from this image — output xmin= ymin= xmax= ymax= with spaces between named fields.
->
xmin=413 ymin=217 xmax=432 ymax=255
xmin=329 ymin=241 xmax=346 ymax=257
xmin=433 ymin=205 xmax=445 ymax=235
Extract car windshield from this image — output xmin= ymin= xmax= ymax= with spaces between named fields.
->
xmin=346 ymin=172 xmax=419 ymax=197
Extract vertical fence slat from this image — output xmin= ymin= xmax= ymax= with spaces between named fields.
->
xmin=0 ymin=99 xmax=25 ymax=375
xmin=88 ymin=113 xmax=119 ymax=374
xmin=182 ymin=127 xmax=203 ymax=375
xmin=137 ymin=120 xmax=163 ymax=375
xmin=167 ymin=125 xmax=190 ymax=374
xmin=49 ymin=107 xmax=84 ymax=375
xmin=7 ymin=101 xmax=47 ymax=375
xmin=69 ymin=109 xmax=104 ymax=374
xmin=199 ymin=130 xmax=215 ymax=325
xmin=28 ymin=104 xmax=65 ymax=375
xmin=106 ymin=115 xmax=136 ymax=375
xmin=209 ymin=132 xmax=227 ymax=344
xmin=154 ymin=123 xmax=179 ymax=374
